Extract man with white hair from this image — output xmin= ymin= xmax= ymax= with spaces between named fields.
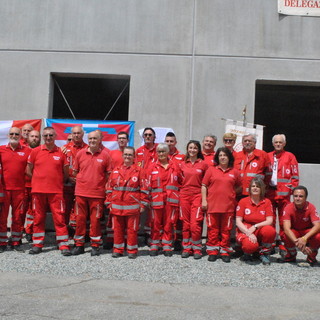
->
xmin=234 ymin=133 xmax=271 ymax=198
xmin=267 ymin=134 xmax=299 ymax=255
xmin=20 ymin=123 xmax=34 ymax=147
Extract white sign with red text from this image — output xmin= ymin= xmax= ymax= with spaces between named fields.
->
xmin=278 ymin=0 xmax=320 ymax=16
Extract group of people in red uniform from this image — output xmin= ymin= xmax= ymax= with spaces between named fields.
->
xmin=0 ymin=124 xmax=319 ymax=266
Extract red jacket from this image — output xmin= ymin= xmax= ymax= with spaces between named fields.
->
xmin=267 ymin=150 xmax=299 ymax=200
xmin=105 ymin=164 xmax=149 ymax=216
xmin=135 ymin=144 xmax=158 ymax=169
xmin=235 ymin=148 xmax=271 ymax=196
xmin=147 ymin=161 xmax=181 ymax=208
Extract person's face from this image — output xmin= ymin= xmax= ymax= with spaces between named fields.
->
xmin=28 ymin=130 xmax=40 ymax=148
xmin=250 ymin=183 xmax=261 ymax=197
xmin=8 ymin=128 xmax=21 ymax=144
xmin=42 ymin=129 xmax=56 ymax=145
xmin=22 ymin=125 xmax=33 ymax=139
xmin=202 ymin=137 xmax=216 ymax=152
xmin=143 ymin=130 xmax=155 ymax=144
xmin=165 ymin=136 xmax=177 ymax=152
xmin=88 ymin=132 xmax=101 ymax=149
xmin=223 ymin=138 xmax=235 ymax=149
xmin=293 ymin=189 xmax=307 ymax=208
xmin=123 ymin=148 xmax=134 ymax=166
xmin=218 ymin=151 xmax=229 ymax=166
xmin=157 ymin=148 xmax=169 ymax=162
xmin=187 ymin=143 xmax=199 ymax=158
xmin=67 ymin=134 xmax=72 ymax=143
xmin=273 ymin=136 xmax=286 ymax=152
xmin=71 ymin=127 xmax=84 ymax=143
xmin=242 ymin=136 xmax=256 ymax=153
xmin=117 ymin=134 xmax=128 ymax=148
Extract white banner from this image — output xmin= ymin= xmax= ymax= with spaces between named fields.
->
xmin=278 ymin=0 xmax=320 ymax=16
xmin=225 ymin=119 xmax=264 ymax=152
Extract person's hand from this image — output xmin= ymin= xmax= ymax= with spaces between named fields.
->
xmin=295 ymin=237 xmax=307 ymax=251
xmin=247 ymin=226 xmax=256 ymax=236
xmin=302 ymin=246 xmax=312 ymax=256
xmin=68 ymin=177 xmax=76 ymax=185
xmin=248 ymin=233 xmax=257 ymax=244
xmin=201 ymin=200 xmax=207 ymax=212
xmin=61 ymin=146 xmax=68 ymax=154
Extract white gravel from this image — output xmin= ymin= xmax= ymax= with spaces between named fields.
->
xmin=0 ymin=237 xmax=319 ymax=291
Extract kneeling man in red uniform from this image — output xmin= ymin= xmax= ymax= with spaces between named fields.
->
xmin=280 ymin=186 xmax=320 ymax=266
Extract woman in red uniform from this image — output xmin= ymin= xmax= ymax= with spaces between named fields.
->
xmin=148 ymin=143 xmax=181 ymax=257
xmin=236 ymin=177 xmax=276 ymax=265
xmin=179 ymin=140 xmax=208 ymax=259
xmin=202 ymin=147 xmax=242 ymax=262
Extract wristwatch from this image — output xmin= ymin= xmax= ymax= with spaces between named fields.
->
xmin=254 ymin=224 xmax=258 ymax=229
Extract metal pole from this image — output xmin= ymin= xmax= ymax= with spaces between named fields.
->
xmin=54 ymin=78 xmax=76 ymax=120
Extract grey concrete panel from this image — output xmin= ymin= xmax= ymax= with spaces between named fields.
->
xmin=0 ymin=51 xmax=191 ymax=150
xmin=0 ymin=0 xmax=194 ymax=54
xmin=196 ymin=0 xmax=320 ymax=59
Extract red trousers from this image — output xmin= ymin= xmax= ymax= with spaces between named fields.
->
xmin=63 ymin=191 xmax=75 ymax=227
xmin=237 ymin=225 xmax=276 ymax=255
xmin=112 ymin=214 xmax=139 ymax=254
xmin=32 ymin=193 xmax=69 ymax=250
xmin=180 ymin=192 xmax=203 ymax=254
xmin=74 ymin=196 xmax=103 ymax=247
xmin=24 ymin=187 xmax=34 ymax=234
xmin=206 ymin=212 xmax=234 ymax=256
xmin=150 ymin=204 xmax=178 ymax=252
xmin=0 ymin=190 xmax=25 ymax=246
xmin=282 ymin=228 xmax=320 ymax=261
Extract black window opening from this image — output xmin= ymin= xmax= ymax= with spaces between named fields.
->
xmin=51 ymin=73 xmax=130 ymax=121
xmin=254 ymin=81 xmax=320 ymax=164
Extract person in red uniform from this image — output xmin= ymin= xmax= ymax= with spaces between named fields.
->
xmin=147 ymin=143 xmax=181 ymax=256
xmin=0 ymin=127 xmax=31 ymax=252
xmin=105 ymin=146 xmax=149 ymax=259
xmin=20 ymin=123 xmax=34 ymax=147
xmin=222 ymin=133 xmax=237 ymax=156
xmin=24 ymin=130 xmax=41 ymax=242
xmin=236 ymin=178 xmax=276 ymax=265
xmin=234 ymin=134 xmax=271 ymax=197
xmin=267 ymin=134 xmax=299 ymax=256
xmin=71 ymin=130 xmax=112 ymax=256
xmin=27 ymin=127 xmax=71 ymax=256
xmin=180 ymin=140 xmax=208 ymax=259
xmin=202 ymin=147 xmax=242 ymax=262
xmin=61 ymin=126 xmax=88 ymax=233
xmin=202 ymin=135 xmax=217 ymax=166
xmin=136 ymin=127 xmax=158 ymax=241
xmin=279 ymin=186 xmax=320 ymax=266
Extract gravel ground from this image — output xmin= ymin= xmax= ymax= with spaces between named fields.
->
xmin=1 ymin=234 xmax=319 ymax=292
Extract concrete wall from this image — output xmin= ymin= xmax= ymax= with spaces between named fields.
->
xmin=0 ymin=0 xmax=319 ymax=205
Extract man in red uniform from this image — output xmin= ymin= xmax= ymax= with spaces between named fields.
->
xmin=61 ymin=126 xmax=88 ymax=232
xmin=136 ymin=127 xmax=158 ymax=241
xmin=267 ymin=134 xmax=299 ymax=255
xmin=24 ymin=130 xmax=41 ymax=242
xmin=202 ymin=135 xmax=217 ymax=166
xmin=72 ymin=130 xmax=112 ymax=256
xmin=165 ymin=132 xmax=185 ymax=164
xmin=20 ymin=123 xmax=34 ymax=147
xmin=234 ymin=134 xmax=271 ymax=197
xmin=0 ymin=127 xmax=31 ymax=252
xmin=27 ymin=127 xmax=71 ymax=255
xmin=280 ymin=186 xmax=320 ymax=265
xmin=106 ymin=146 xmax=149 ymax=259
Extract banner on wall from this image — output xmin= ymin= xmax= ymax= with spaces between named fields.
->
xmin=224 ymin=119 xmax=264 ymax=152
xmin=0 ymin=119 xmax=42 ymax=146
xmin=44 ymin=119 xmax=135 ymax=149
xmin=278 ymin=0 xmax=320 ymax=16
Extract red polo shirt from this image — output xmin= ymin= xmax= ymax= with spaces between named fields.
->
xmin=74 ymin=146 xmax=112 ymax=199
xmin=202 ymin=151 xmax=215 ymax=166
xmin=28 ymin=144 xmax=68 ymax=194
xmin=202 ymin=166 xmax=241 ymax=213
xmin=283 ymin=202 xmax=320 ymax=230
xmin=236 ymin=196 xmax=273 ymax=225
xmin=110 ymin=149 xmax=124 ymax=168
xmin=0 ymin=143 xmax=31 ymax=190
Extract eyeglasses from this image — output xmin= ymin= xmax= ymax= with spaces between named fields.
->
xmin=67 ymin=138 xmax=72 ymax=141
xmin=43 ymin=134 xmax=54 ymax=137
xmin=118 ymin=137 xmax=128 ymax=140
xmin=9 ymin=133 xmax=20 ymax=136
xmin=144 ymin=133 xmax=153 ymax=137
xmin=224 ymin=139 xmax=234 ymax=143
xmin=123 ymin=153 xmax=134 ymax=157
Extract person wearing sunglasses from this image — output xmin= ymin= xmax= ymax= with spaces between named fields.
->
xmin=0 ymin=127 xmax=31 ymax=253
xmin=222 ymin=133 xmax=237 ymax=157
xmin=27 ymin=127 xmax=71 ymax=256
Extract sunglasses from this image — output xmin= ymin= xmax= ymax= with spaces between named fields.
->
xmin=43 ymin=134 xmax=54 ymax=137
xmin=9 ymin=133 xmax=20 ymax=136
xmin=224 ymin=139 xmax=234 ymax=143
xmin=144 ymin=133 xmax=153 ymax=137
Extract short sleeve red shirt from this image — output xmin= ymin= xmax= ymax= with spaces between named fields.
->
xmin=236 ymin=196 xmax=273 ymax=225
xmin=28 ymin=145 xmax=68 ymax=194
xmin=180 ymin=158 xmax=208 ymax=195
xmin=202 ymin=166 xmax=242 ymax=213
xmin=0 ymin=144 xmax=31 ymax=190
xmin=110 ymin=149 xmax=124 ymax=169
xmin=282 ymin=202 xmax=320 ymax=230
xmin=74 ymin=147 xmax=112 ymax=199
xmin=202 ymin=151 xmax=215 ymax=166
